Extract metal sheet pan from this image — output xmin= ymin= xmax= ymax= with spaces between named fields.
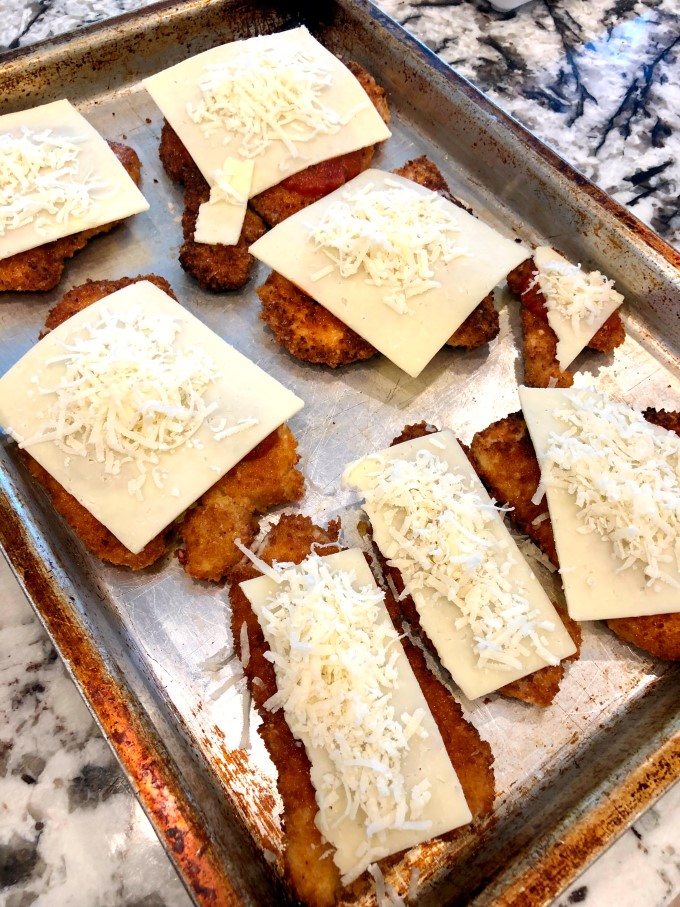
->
xmin=0 ymin=2 xmax=678 ymax=905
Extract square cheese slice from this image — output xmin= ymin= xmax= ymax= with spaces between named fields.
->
xmin=143 ymin=26 xmax=391 ymax=198
xmin=0 ymin=281 xmax=303 ymax=554
xmin=533 ymin=246 xmax=624 ymax=370
xmin=520 ymin=386 xmax=680 ymax=620
xmin=343 ymin=430 xmax=577 ymax=700
xmin=250 ymin=169 xmax=529 ymax=377
xmin=240 ymin=548 xmax=472 ymax=883
xmin=0 ymin=99 xmax=149 ymax=261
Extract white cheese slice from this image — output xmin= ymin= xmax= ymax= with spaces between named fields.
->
xmin=250 ymin=169 xmax=529 ymax=377
xmin=533 ymin=246 xmax=624 ymax=370
xmin=240 ymin=548 xmax=472 ymax=883
xmin=143 ymin=26 xmax=391 ymax=198
xmin=0 ymin=99 xmax=149 ymax=261
xmin=343 ymin=431 xmax=576 ymax=700
xmin=0 ymin=281 xmax=303 ymax=554
xmin=520 ymin=386 xmax=680 ymax=620
xmin=194 ymin=157 xmax=253 ymax=246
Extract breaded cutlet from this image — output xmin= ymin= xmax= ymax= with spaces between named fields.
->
xmin=158 ymin=61 xmax=389 ymax=291
xmin=257 ymin=156 xmax=500 ymax=368
xmin=507 ymin=257 xmax=626 ymax=388
xmin=23 ymin=276 xmax=305 ymax=575
xmin=229 ymin=513 xmax=495 ymax=907
xmin=0 ymin=142 xmax=143 ymax=294
xmin=371 ymin=422 xmax=581 ymax=708
xmin=176 ymin=424 xmax=304 ymax=581
xmin=470 ymin=409 xmax=680 ymax=660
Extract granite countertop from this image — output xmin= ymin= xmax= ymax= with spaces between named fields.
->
xmin=1 ymin=2 xmax=679 ymax=906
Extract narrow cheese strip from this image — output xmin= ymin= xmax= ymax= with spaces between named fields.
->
xmin=240 ymin=548 xmax=472 ymax=885
xmin=143 ymin=27 xmax=391 ymax=197
xmin=520 ymin=385 xmax=680 ymax=620
xmin=0 ymin=281 xmax=303 ymax=553
xmin=0 ymin=99 xmax=148 ymax=261
xmin=343 ymin=431 xmax=576 ymax=699
xmin=533 ymin=247 xmax=624 ymax=370
xmin=251 ymin=169 xmax=529 ymax=377
xmin=194 ymin=157 xmax=253 ymax=246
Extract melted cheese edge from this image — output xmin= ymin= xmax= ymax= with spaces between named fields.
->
xmin=0 ymin=281 xmax=303 ymax=553
xmin=250 ymin=169 xmax=529 ymax=377
xmin=0 ymin=99 xmax=148 ymax=261
xmin=240 ymin=548 xmax=472 ymax=883
xmin=533 ymin=247 xmax=624 ymax=370
xmin=343 ymin=431 xmax=576 ymax=700
xmin=143 ymin=27 xmax=391 ymax=198
xmin=520 ymin=386 xmax=680 ymax=620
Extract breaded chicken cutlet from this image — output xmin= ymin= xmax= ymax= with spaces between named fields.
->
xmin=507 ymin=257 xmax=625 ymax=388
xmin=25 ymin=275 xmax=304 ymax=577
xmin=369 ymin=422 xmax=581 ymax=708
xmin=470 ymin=410 xmax=680 ymax=661
xmin=229 ymin=514 xmax=495 ymax=907
xmin=0 ymin=142 xmax=142 ymax=294
xmin=257 ymin=157 xmax=501 ymax=369
xmin=158 ymin=62 xmax=389 ymax=292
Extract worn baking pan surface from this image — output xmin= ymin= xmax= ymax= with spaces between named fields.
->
xmin=0 ymin=1 xmax=678 ymax=905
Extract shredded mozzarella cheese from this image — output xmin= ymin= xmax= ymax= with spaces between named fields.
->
xmin=309 ymin=180 xmax=466 ymax=314
xmin=0 ymin=128 xmax=106 ymax=236
xmin=542 ymin=389 xmax=680 ymax=587
xmin=363 ymin=450 xmax=558 ymax=670
xmin=188 ymin=40 xmax=346 ymax=164
xmin=533 ymin=248 xmax=623 ymax=333
xmin=18 ymin=307 xmax=237 ymax=498
xmin=254 ymin=554 xmax=432 ymax=884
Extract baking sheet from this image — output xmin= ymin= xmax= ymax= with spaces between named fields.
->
xmin=0 ymin=1 xmax=678 ymax=905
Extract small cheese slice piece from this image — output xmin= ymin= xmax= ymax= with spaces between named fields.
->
xmin=0 ymin=99 xmax=149 ymax=261
xmin=143 ymin=26 xmax=391 ymax=198
xmin=250 ymin=170 xmax=529 ymax=377
xmin=194 ymin=157 xmax=254 ymax=246
xmin=0 ymin=281 xmax=303 ymax=554
xmin=520 ymin=385 xmax=680 ymax=620
xmin=533 ymin=246 xmax=624 ymax=370
xmin=343 ymin=431 xmax=576 ymax=700
xmin=240 ymin=548 xmax=472 ymax=884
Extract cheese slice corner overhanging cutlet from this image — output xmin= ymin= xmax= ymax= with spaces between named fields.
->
xmin=147 ymin=26 xmax=391 ymax=291
xmin=0 ymin=276 xmax=305 ymax=577
xmin=343 ymin=425 xmax=578 ymax=704
xmin=470 ymin=393 xmax=680 ymax=661
xmin=230 ymin=513 xmax=494 ymax=907
xmin=253 ymin=157 xmax=526 ymax=374
xmin=506 ymin=248 xmax=625 ymax=388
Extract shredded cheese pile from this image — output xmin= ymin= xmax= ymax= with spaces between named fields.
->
xmin=255 ymin=554 xmax=432 ymax=884
xmin=309 ymin=181 xmax=465 ymax=314
xmin=0 ymin=128 xmax=104 ymax=236
xmin=19 ymin=308 xmax=224 ymax=498
xmin=188 ymin=42 xmax=345 ymax=162
xmin=543 ymin=390 xmax=680 ymax=587
xmin=363 ymin=450 xmax=558 ymax=670
xmin=534 ymin=251 xmax=623 ymax=333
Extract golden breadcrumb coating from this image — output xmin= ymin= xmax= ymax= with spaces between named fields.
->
xmin=176 ymin=425 xmax=304 ymax=581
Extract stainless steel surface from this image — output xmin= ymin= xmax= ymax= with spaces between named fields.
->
xmin=0 ymin=1 xmax=678 ymax=905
